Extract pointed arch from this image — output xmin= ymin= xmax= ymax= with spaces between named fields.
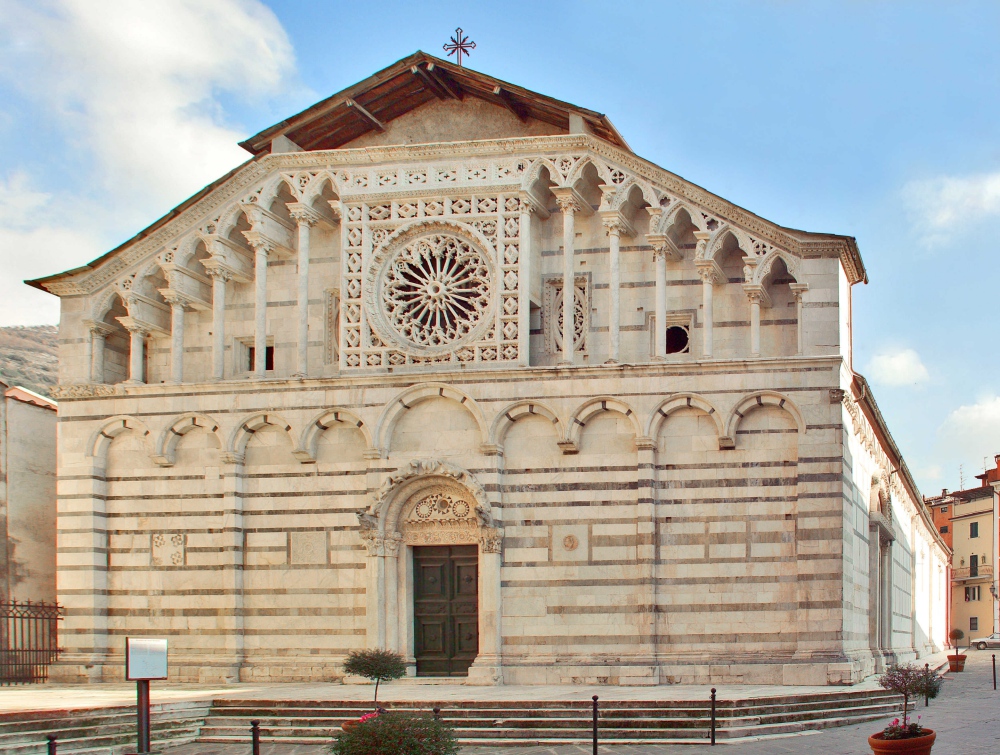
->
xmin=296 ymin=408 xmax=375 ymax=462
xmin=520 ymin=158 xmax=561 ymax=192
xmin=565 ymin=396 xmax=644 ymax=451
xmin=660 ymin=202 xmax=708 ymax=236
xmin=609 ymin=175 xmax=659 ymax=211
xmin=646 ymin=393 xmax=725 ymax=440
xmin=214 ymin=202 xmax=248 ymax=238
xmin=153 ymin=413 xmax=223 ymax=467
xmin=489 ymin=399 xmax=564 ymax=449
xmin=376 ymin=382 xmax=488 ymax=456
xmin=565 ymin=156 xmax=614 ymax=188
xmin=228 ymin=412 xmax=295 ymax=456
xmin=300 ymin=170 xmax=339 ymax=204
xmin=704 ymin=224 xmax=753 ymax=262
xmin=91 ymin=287 xmax=126 ymax=321
xmin=88 ymin=415 xmax=154 ymax=463
xmin=725 ymin=391 xmax=806 ymax=439
xmin=753 ymin=248 xmax=803 ymax=286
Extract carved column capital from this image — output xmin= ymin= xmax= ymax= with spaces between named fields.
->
xmin=478 ymin=527 xmax=503 ymax=554
xmin=790 ymin=282 xmax=809 ymax=302
xmin=160 ymin=290 xmax=194 ymax=309
xmin=743 ymin=283 xmax=771 ymax=308
xmin=600 ymin=211 xmax=635 ymax=239
xmin=695 ymin=261 xmax=725 ymax=285
xmin=287 ymin=203 xmax=323 ymax=227
xmin=83 ymin=319 xmax=116 ymax=338
xmin=555 ymin=194 xmax=582 ymax=215
xmin=693 ymin=230 xmax=712 ymax=260
xmin=647 ymin=233 xmax=681 ymax=262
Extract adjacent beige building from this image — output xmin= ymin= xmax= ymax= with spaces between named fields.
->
xmin=31 ymin=52 xmax=949 ymax=686
xmin=0 ymin=383 xmax=58 ymax=603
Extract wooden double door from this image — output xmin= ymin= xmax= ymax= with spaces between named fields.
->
xmin=413 ymin=545 xmax=479 ymax=676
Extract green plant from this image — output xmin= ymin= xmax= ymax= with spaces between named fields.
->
xmin=920 ymin=667 xmax=943 ymax=701
xmin=342 ymin=649 xmax=407 ymax=707
xmin=949 ymin=628 xmax=965 ymax=652
xmin=331 ymin=712 xmax=458 ymax=755
xmin=877 ymin=663 xmax=931 ymax=732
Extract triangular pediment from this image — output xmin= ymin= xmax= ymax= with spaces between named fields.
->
xmin=238 ymin=51 xmax=630 ymax=154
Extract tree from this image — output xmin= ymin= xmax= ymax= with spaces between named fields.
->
xmin=877 ymin=664 xmax=930 ymax=729
xmin=342 ymin=649 xmax=407 ymax=708
xmin=949 ymin=628 xmax=965 ymax=653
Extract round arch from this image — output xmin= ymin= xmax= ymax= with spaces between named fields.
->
xmin=296 ymin=408 xmax=375 ymax=462
xmin=724 ymin=391 xmax=806 ymax=439
xmin=228 ymin=412 xmax=295 ymax=456
xmin=489 ymin=399 xmax=563 ymax=449
xmin=565 ymin=396 xmax=644 ymax=450
xmin=88 ymin=415 xmax=154 ymax=464
xmin=153 ymin=413 xmax=222 ymax=467
xmin=375 ymin=382 xmax=488 ymax=455
xmin=646 ymin=393 xmax=725 ymax=440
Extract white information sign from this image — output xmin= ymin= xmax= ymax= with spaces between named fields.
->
xmin=125 ymin=638 xmax=168 ymax=680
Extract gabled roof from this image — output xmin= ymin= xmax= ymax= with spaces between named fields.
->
xmin=239 ymin=51 xmax=630 ymax=154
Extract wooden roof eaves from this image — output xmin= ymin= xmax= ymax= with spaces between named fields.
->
xmin=30 ymin=132 xmax=864 ymax=296
xmin=239 ymin=51 xmax=632 ymax=155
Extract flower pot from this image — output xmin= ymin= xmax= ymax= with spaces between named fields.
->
xmin=868 ymin=728 xmax=936 ymax=754
xmin=947 ymin=654 xmax=966 ymax=672
xmin=341 ymin=719 xmax=360 ymax=732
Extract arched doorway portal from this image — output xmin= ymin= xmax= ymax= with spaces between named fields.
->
xmin=356 ymin=459 xmax=503 ymax=683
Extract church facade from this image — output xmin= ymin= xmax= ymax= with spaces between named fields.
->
xmin=33 ymin=53 xmax=949 ymax=686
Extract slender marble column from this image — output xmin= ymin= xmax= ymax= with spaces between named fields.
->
xmin=556 ymin=195 xmax=579 ymax=365
xmin=126 ymin=326 xmax=147 ymax=384
xmin=701 ymin=270 xmax=715 ymax=358
xmin=166 ymin=297 xmax=186 ymax=383
xmin=748 ymin=292 xmax=762 ymax=357
xmin=654 ymin=251 xmax=667 ymax=359
xmin=289 ymin=211 xmax=317 ymax=377
xmin=208 ymin=270 xmax=229 ymax=380
xmin=790 ymin=283 xmax=809 ymax=356
xmin=252 ymin=243 xmax=270 ymax=378
xmin=605 ymin=220 xmax=622 ymax=363
xmin=88 ymin=324 xmax=111 ymax=383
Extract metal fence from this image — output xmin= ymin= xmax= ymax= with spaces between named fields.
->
xmin=0 ymin=600 xmax=63 ymax=684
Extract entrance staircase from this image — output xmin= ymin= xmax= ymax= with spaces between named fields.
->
xmin=199 ymin=690 xmax=908 ymax=747
xmin=0 ymin=701 xmax=208 ymax=755
xmin=0 ymin=688 xmax=911 ymax=752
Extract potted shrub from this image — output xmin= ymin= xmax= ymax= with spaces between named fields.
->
xmin=947 ymin=629 xmax=966 ymax=672
xmin=332 ymin=712 xmax=458 ymax=755
xmin=340 ymin=648 xmax=407 ymax=731
xmin=868 ymin=664 xmax=937 ymax=754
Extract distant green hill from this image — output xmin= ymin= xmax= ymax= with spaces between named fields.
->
xmin=0 ymin=325 xmax=58 ymax=398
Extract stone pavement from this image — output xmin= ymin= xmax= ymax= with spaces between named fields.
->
xmin=151 ymin=650 xmax=999 ymax=755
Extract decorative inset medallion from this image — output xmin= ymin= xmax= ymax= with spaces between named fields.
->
xmin=563 ymin=535 xmax=579 ymax=551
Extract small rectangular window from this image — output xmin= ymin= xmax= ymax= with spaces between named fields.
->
xmin=971 ymin=521 xmax=979 ymax=538
xmin=940 ymin=506 xmax=948 ymax=513
xmin=248 ymin=345 xmax=275 ymax=372
xmin=939 ymin=525 xmax=948 ymax=534
xmin=970 ymin=617 xmax=979 ymax=631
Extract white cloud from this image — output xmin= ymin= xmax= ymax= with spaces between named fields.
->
xmin=903 ymin=171 xmax=1000 ymax=242
xmin=937 ymin=395 xmax=1000 ymax=473
xmin=865 ymin=348 xmax=930 ymax=386
xmin=0 ymin=0 xmax=300 ymax=325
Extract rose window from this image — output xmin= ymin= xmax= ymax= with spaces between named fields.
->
xmin=381 ymin=233 xmax=492 ymax=349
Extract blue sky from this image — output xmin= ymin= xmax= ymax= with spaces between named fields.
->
xmin=1 ymin=0 xmax=998 ymax=492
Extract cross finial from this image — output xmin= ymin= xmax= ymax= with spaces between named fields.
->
xmin=443 ymin=28 xmax=476 ymax=66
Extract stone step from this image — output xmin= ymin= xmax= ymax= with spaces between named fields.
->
xmin=2 ymin=724 xmax=202 ymax=755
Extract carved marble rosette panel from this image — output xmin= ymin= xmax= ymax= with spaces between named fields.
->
xmin=345 ymin=193 xmax=523 ymax=369
xmin=543 ymin=274 xmax=589 ymax=354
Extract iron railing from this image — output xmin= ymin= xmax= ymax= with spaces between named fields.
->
xmin=0 ymin=600 xmax=63 ymax=684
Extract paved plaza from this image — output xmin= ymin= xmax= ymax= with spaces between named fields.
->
xmin=141 ymin=651 xmax=1000 ymax=755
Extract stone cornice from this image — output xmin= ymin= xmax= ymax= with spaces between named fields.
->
xmin=49 ymin=353 xmax=848 ymax=402
xmin=33 ymin=134 xmax=867 ymax=297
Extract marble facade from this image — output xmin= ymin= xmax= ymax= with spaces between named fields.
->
xmin=31 ymin=52 xmax=949 ymax=686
